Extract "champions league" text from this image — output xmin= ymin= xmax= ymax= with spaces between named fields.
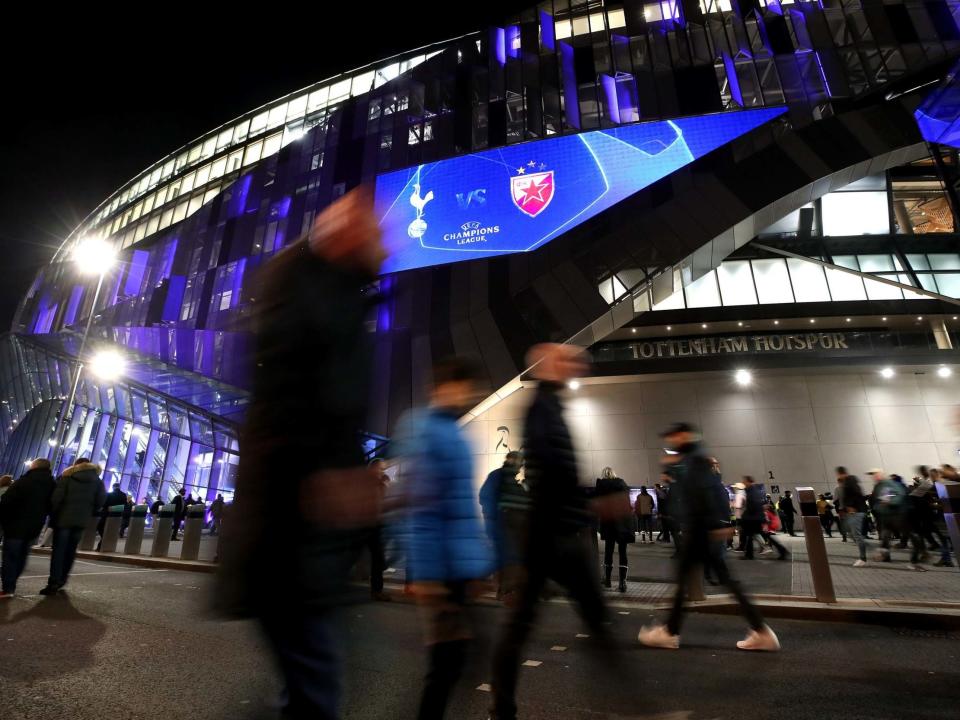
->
xmin=443 ymin=224 xmax=501 ymax=244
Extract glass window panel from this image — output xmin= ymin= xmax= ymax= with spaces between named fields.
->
xmin=717 ymin=261 xmax=758 ymax=305
xmin=329 ymin=78 xmax=351 ymax=101
xmin=173 ymin=201 xmax=188 ymax=223
xmin=906 ymin=253 xmax=930 ymax=270
xmin=684 ymin=271 xmax=721 ymax=308
xmin=589 ymin=11 xmax=606 ymax=32
xmin=934 ymin=273 xmax=960 ymax=297
xmin=374 ymin=63 xmax=400 ymax=88
xmin=928 ymin=253 xmax=960 ymax=270
xmin=825 ymin=267 xmax=867 ymax=300
xmin=286 ymin=94 xmax=308 ymax=119
xmin=249 ymin=111 xmax=268 ymax=136
xmin=233 ymin=119 xmax=250 ymax=144
xmin=193 ymin=164 xmax=210 ymax=186
xmin=146 ymin=215 xmax=160 ymax=235
xmin=203 ymin=186 xmax=220 ymax=203
xmin=787 ymin=259 xmax=831 ymax=301
xmin=554 ymin=20 xmax=572 ymax=40
xmin=159 ymin=208 xmax=174 ymax=230
xmin=918 ymin=274 xmax=939 ymax=293
xmin=187 ymin=194 xmax=204 ymax=217
xmin=216 ymin=128 xmax=233 ymax=151
xmin=821 ymin=191 xmax=890 ymax=235
xmin=864 ymin=277 xmax=902 ymax=300
xmin=161 ymin=159 xmax=175 ymax=180
xmin=201 ymin=137 xmax=216 ymax=159
xmin=751 ymin=259 xmax=794 ymax=304
xmin=262 ymin=132 xmax=283 ymax=158
xmin=572 ymin=16 xmax=590 ymax=35
xmin=228 ymin=148 xmax=244 ymax=172
xmin=652 ymin=289 xmax=685 ymax=311
xmin=837 ymin=174 xmax=886 ymax=191
xmin=351 ymin=71 xmax=375 ymax=96
xmin=307 ymin=86 xmax=329 ymax=110
xmin=607 ymin=8 xmax=626 ymax=27
xmin=187 ymin=144 xmax=202 ymax=164
xmin=833 ymin=255 xmax=860 ymax=270
xmin=858 ymin=254 xmax=895 ymax=272
xmin=267 ymin=103 xmax=288 ymax=130
xmin=180 ymin=172 xmax=195 ymax=194
xmin=210 ymin=156 xmax=227 ymax=180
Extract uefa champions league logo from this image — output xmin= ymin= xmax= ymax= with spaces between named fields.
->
xmin=407 ymin=183 xmax=434 ymax=239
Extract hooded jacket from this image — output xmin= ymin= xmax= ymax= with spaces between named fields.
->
xmin=50 ymin=463 xmax=107 ymax=529
xmin=0 ymin=467 xmax=55 ymax=538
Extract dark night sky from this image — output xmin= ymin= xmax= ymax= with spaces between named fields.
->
xmin=0 ymin=4 xmax=530 ymax=329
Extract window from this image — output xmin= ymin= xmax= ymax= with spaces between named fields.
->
xmin=717 ymin=261 xmax=758 ymax=305
xmin=228 ymin=149 xmax=244 ymax=172
xmin=216 ymin=128 xmax=233 ymax=151
xmin=652 ymin=289 xmax=685 ymax=311
xmin=752 ymin=259 xmax=794 ymax=304
xmin=329 ymin=78 xmax=352 ymax=101
xmin=286 ymin=94 xmax=307 ymax=120
xmin=864 ymin=277 xmax=903 ymax=300
xmin=858 ymin=254 xmax=895 ymax=272
xmin=607 ymin=8 xmax=626 ymax=27
xmin=232 ymin=119 xmax=250 ymax=144
xmin=307 ymin=86 xmax=329 ymax=111
xmin=210 ymin=157 xmax=227 ymax=180
xmin=201 ymin=137 xmax=216 ymax=160
xmin=180 ymin=172 xmax=195 ymax=194
xmin=187 ymin=194 xmax=204 ymax=217
xmin=684 ymin=271 xmax=721 ymax=308
xmin=243 ymin=141 xmax=263 ymax=167
xmin=928 ymin=253 xmax=960 ymax=270
xmin=821 ymin=191 xmax=890 ymax=235
xmin=824 ymin=267 xmax=867 ymax=301
xmin=572 ymin=16 xmax=590 ymax=35
xmin=351 ymin=71 xmax=375 ymax=96
xmin=194 ymin=164 xmax=211 ymax=186
xmin=262 ymin=132 xmax=283 ymax=158
xmin=249 ymin=111 xmax=268 ymax=136
xmin=787 ymin=259 xmax=831 ymax=302
xmin=173 ymin=201 xmax=188 ymax=224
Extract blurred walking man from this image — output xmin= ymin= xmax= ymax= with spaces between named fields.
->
xmin=215 ymin=188 xmax=386 ymax=720
xmin=0 ymin=459 xmax=55 ymax=597
xmin=638 ymin=423 xmax=779 ymax=652
xmin=490 ymin=343 xmax=618 ymax=720
xmin=837 ymin=467 xmax=868 ymax=566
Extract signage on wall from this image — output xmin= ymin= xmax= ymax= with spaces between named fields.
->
xmin=374 ymin=107 xmax=787 ymax=274
xmin=628 ymin=331 xmax=857 ymax=360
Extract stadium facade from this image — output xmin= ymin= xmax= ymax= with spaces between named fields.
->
xmin=4 ymin=0 xmax=960 ymax=500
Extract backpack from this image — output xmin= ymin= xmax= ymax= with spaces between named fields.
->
xmin=873 ymin=481 xmax=907 ymax=517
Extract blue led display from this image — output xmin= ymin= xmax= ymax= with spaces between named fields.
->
xmin=375 ymin=107 xmax=786 ymax=274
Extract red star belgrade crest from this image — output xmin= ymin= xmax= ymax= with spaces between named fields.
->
xmin=511 ymin=167 xmax=554 ymax=217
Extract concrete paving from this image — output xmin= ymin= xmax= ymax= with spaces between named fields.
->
xmin=1 ymin=553 xmax=959 ymax=720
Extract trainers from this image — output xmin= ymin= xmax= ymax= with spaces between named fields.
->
xmin=38 ymin=585 xmax=60 ymax=596
xmin=852 ymin=559 xmax=867 ymax=568
xmin=906 ymin=564 xmax=928 ymax=572
xmin=0 ymin=591 xmax=13 ymax=599
xmin=737 ymin=625 xmax=781 ymax=652
xmin=638 ymin=624 xmax=680 ymax=650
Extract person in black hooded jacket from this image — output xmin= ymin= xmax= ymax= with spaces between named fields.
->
xmin=0 ymin=458 xmax=55 ymax=597
xmin=638 ymin=423 xmax=780 ymax=653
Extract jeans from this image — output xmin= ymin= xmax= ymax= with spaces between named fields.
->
xmin=48 ymin=527 xmax=84 ymax=589
xmin=261 ymin=610 xmax=340 ymax=720
xmin=1 ymin=537 xmax=32 ymax=593
xmin=667 ymin=538 xmax=764 ymax=635
xmin=491 ymin=531 xmax=614 ymax=720
xmin=846 ymin=513 xmax=866 ymax=561
xmin=742 ymin=522 xmax=786 ymax=559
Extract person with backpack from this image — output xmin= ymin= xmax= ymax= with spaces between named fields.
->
xmin=869 ymin=469 xmax=924 ymax=570
xmin=740 ymin=477 xmax=788 ymax=561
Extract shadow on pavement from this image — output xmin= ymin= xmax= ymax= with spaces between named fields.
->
xmin=0 ymin=593 xmax=106 ymax=680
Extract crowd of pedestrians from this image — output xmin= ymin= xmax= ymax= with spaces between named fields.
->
xmin=1 ymin=190 xmax=956 ymax=720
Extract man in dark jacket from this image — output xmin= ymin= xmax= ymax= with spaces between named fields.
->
xmin=779 ymin=491 xmax=798 ymax=536
xmin=0 ymin=458 xmax=55 ymax=597
xmin=97 ymin=482 xmax=128 ymax=549
xmin=41 ymin=458 xmax=106 ymax=595
xmin=171 ymin=487 xmax=186 ymax=540
xmin=490 ymin=343 xmax=617 ymax=720
xmin=215 ymin=188 xmax=385 ymax=720
xmin=479 ymin=452 xmax=522 ymax=569
xmin=837 ymin=466 xmax=868 ymax=565
xmin=639 ymin=423 xmax=779 ymax=652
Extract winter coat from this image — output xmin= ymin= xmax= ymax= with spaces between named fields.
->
xmin=406 ymin=408 xmax=493 ymax=582
xmin=50 ymin=463 xmax=107 ymax=529
xmin=743 ymin=484 xmax=767 ymax=524
xmin=215 ymin=239 xmax=379 ymax=616
xmin=594 ymin=476 xmax=636 ymax=543
xmin=102 ymin=489 xmax=127 ymax=514
xmin=634 ymin=492 xmax=654 ymax=516
xmin=671 ymin=442 xmax=730 ymax=540
xmin=0 ymin=467 xmax=55 ymax=539
xmin=524 ymin=382 xmax=589 ymax=536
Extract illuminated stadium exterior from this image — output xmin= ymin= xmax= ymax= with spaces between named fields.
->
xmin=4 ymin=0 xmax=960 ymax=501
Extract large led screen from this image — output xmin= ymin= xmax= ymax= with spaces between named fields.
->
xmin=375 ymin=107 xmax=786 ymax=274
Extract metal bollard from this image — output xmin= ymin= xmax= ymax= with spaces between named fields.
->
xmin=935 ymin=482 xmax=960 ymax=572
xmin=99 ymin=505 xmax=124 ymax=553
xmin=180 ymin=504 xmax=205 ymax=561
xmin=150 ymin=504 xmax=175 ymax=557
xmin=79 ymin=511 xmax=99 ymax=551
xmin=796 ymin=487 xmax=836 ymax=603
xmin=124 ymin=505 xmax=148 ymax=555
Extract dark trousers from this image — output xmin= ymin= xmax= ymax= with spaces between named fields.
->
xmin=368 ymin=526 xmax=385 ymax=594
xmin=743 ymin=523 xmax=786 ymax=559
xmin=667 ymin=539 xmax=764 ymax=635
xmin=48 ymin=527 xmax=84 ymax=589
xmin=261 ymin=610 xmax=340 ymax=720
xmin=638 ymin=515 xmax=653 ymax=536
xmin=603 ymin=539 xmax=628 ymax=567
xmin=491 ymin=531 xmax=613 ymax=720
xmin=784 ymin=517 xmax=795 ymax=536
xmin=417 ymin=582 xmax=471 ymax=720
xmin=1 ymin=537 xmax=32 ymax=593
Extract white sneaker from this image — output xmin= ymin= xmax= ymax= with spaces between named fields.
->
xmin=638 ymin=624 xmax=680 ymax=650
xmin=852 ymin=559 xmax=867 ymax=568
xmin=737 ymin=625 xmax=781 ymax=652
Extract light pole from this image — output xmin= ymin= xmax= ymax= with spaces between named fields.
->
xmin=51 ymin=237 xmax=118 ymax=473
